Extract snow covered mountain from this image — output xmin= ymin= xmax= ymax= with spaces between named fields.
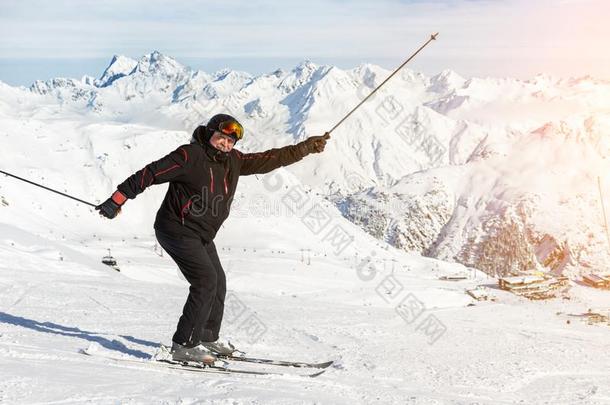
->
xmin=3 ymin=53 xmax=609 ymax=277
xmin=16 ymin=50 xmax=610 ymax=278
xmin=1 ymin=52 xmax=610 ymax=404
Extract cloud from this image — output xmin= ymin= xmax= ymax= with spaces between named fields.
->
xmin=0 ymin=0 xmax=608 ymax=79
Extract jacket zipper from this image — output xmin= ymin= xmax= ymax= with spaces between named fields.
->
xmin=180 ymin=198 xmax=192 ymax=225
xmin=209 ymin=167 xmax=215 ymax=194
xmin=223 ymin=168 xmax=229 ymax=195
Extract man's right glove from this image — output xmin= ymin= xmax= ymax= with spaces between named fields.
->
xmin=96 ymin=190 xmax=127 ymax=219
xmin=299 ymin=132 xmax=331 ymax=155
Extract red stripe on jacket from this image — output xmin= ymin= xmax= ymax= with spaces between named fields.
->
xmin=154 ymin=164 xmax=180 ymax=177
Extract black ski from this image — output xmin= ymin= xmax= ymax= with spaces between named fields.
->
xmin=81 ymin=349 xmax=329 ymax=378
xmin=218 ymin=354 xmax=334 ymax=369
xmin=159 ymin=359 xmax=328 ymax=378
xmin=158 ymin=344 xmax=334 ymax=370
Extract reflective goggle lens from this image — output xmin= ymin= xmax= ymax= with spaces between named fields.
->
xmin=218 ymin=120 xmax=244 ymax=140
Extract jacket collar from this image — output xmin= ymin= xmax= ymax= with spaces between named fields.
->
xmin=191 ymin=125 xmax=229 ymax=163
xmin=202 ymin=141 xmax=229 ymax=163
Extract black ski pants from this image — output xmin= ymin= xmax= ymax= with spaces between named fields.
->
xmin=155 ymin=228 xmax=226 ymax=346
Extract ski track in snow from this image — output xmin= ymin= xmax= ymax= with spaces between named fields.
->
xmin=0 ymin=228 xmax=608 ymax=404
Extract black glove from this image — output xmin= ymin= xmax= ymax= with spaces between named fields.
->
xmin=300 ymin=132 xmax=330 ymax=155
xmin=96 ymin=190 xmax=127 ymax=219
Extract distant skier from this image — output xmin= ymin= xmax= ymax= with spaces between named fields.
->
xmin=96 ymin=114 xmax=330 ymax=364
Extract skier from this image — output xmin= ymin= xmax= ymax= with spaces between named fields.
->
xmin=95 ymin=114 xmax=330 ymax=364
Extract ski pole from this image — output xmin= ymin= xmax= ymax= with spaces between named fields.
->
xmin=0 ymin=169 xmax=97 ymax=207
xmin=326 ymin=32 xmax=439 ymax=136
xmin=598 ymin=176 xmax=610 ymax=253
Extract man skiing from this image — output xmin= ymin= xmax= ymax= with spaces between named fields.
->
xmin=95 ymin=114 xmax=330 ymax=364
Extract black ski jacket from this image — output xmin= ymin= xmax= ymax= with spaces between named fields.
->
xmin=116 ymin=126 xmax=310 ymax=242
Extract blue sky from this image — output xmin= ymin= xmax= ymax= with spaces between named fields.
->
xmin=1 ymin=0 xmax=608 ymax=85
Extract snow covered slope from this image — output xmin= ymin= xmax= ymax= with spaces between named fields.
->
xmin=1 ymin=208 xmax=609 ymax=404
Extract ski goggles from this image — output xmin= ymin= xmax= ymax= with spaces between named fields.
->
xmin=218 ymin=120 xmax=244 ymax=140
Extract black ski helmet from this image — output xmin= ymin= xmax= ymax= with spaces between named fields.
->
xmin=205 ymin=113 xmax=243 ymax=143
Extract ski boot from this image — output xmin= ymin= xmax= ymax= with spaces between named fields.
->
xmin=201 ymin=339 xmax=238 ymax=356
xmin=171 ymin=342 xmax=217 ymax=364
